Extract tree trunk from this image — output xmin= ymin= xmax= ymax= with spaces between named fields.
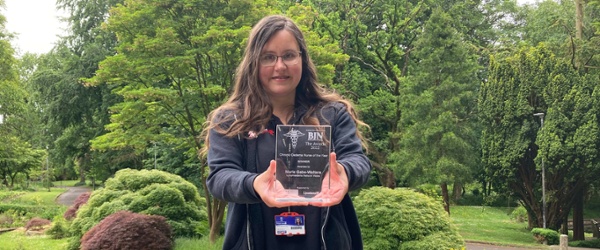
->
xmin=452 ymin=181 xmax=462 ymax=202
xmin=561 ymin=212 xmax=569 ymax=235
xmin=441 ymin=182 xmax=450 ymax=215
xmin=209 ymin=199 xmax=227 ymax=242
xmin=366 ymin=143 xmax=395 ymax=188
xmin=371 ymin=161 xmax=396 ymax=188
xmin=572 ymin=192 xmax=585 ymax=240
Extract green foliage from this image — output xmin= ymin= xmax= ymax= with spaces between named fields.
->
xmin=510 ymin=206 xmax=528 ymax=223
xmin=530 ymin=228 xmax=559 ymax=245
xmin=69 ymin=169 xmax=206 ymax=248
xmin=479 ymin=44 xmax=600 ymax=229
xmin=395 ymin=6 xmax=480 ymax=188
xmin=0 ymin=209 xmax=28 ymax=228
xmin=355 ymin=187 xmax=464 ymax=250
xmin=174 ymin=236 xmax=224 ymax=250
xmin=570 ymin=238 xmax=600 ymax=248
xmin=46 ymin=216 xmax=71 ymax=239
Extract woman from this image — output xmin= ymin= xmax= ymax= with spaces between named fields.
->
xmin=204 ymin=15 xmax=371 ymax=250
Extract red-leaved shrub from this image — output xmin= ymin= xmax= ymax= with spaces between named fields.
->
xmin=64 ymin=192 xmax=91 ymax=220
xmin=80 ymin=211 xmax=173 ymax=250
xmin=25 ymin=217 xmax=52 ymax=231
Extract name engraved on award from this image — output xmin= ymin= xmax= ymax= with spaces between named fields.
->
xmin=275 ymin=125 xmax=331 ymax=201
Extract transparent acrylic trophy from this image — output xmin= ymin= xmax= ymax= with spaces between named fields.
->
xmin=275 ymin=125 xmax=331 ymax=202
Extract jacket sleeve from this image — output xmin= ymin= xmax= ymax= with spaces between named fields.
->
xmin=206 ymin=124 xmax=262 ymax=204
xmin=327 ymin=103 xmax=372 ymax=191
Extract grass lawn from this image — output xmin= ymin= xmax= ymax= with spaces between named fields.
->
xmin=174 ymin=237 xmax=224 ymax=250
xmin=0 ymin=229 xmax=68 ymax=250
xmin=451 ymin=206 xmax=542 ymax=247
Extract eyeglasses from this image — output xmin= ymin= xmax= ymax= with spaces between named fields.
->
xmin=259 ymin=51 xmax=302 ymax=67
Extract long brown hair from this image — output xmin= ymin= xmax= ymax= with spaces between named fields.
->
xmin=201 ymin=15 xmax=368 ymax=154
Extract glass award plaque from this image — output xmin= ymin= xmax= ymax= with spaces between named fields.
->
xmin=275 ymin=125 xmax=331 ymax=202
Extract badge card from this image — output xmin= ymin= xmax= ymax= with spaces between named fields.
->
xmin=275 ymin=212 xmax=306 ymax=236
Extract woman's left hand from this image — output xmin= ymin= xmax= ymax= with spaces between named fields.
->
xmin=309 ymin=152 xmax=349 ymax=207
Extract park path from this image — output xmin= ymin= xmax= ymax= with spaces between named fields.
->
xmin=466 ymin=241 xmax=599 ymax=250
xmin=55 ymin=186 xmax=92 ymax=206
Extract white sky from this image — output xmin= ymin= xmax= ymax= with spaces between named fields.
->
xmin=1 ymin=0 xmax=536 ymax=56
xmin=3 ymin=0 xmax=67 ymax=55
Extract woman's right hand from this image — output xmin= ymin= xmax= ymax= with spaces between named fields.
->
xmin=253 ymin=160 xmax=309 ymax=207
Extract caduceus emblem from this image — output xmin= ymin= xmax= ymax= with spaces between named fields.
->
xmin=283 ymin=128 xmax=305 ymax=149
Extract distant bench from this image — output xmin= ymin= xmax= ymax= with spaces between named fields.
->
xmin=567 ymin=219 xmax=600 ymax=238
xmin=593 ymin=219 xmax=600 ymax=238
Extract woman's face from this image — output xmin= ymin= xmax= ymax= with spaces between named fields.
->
xmin=258 ymin=30 xmax=303 ymax=101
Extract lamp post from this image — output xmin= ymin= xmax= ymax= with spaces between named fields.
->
xmin=0 ymin=104 xmax=4 ymax=124
xmin=534 ymin=112 xmax=546 ymax=229
xmin=153 ymin=141 xmax=157 ymax=169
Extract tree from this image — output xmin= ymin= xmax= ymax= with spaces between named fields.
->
xmin=480 ymin=45 xmax=600 ymax=234
xmin=394 ymin=6 xmax=481 ymax=214
xmin=309 ymin=0 xmax=430 ymax=188
xmin=0 ymin=136 xmax=45 ymax=187
xmin=0 ymin=6 xmax=47 ymax=188
xmin=535 ymin=72 xmax=600 ymax=239
xmin=514 ymin=0 xmax=600 ymax=238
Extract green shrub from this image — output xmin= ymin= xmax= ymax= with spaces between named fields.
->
xmin=0 ymin=203 xmax=63 ymax=219
xmin=531 ymin=228 xmax=559 ymax=245
xmin=0 ymin=209 xmax=29 ymax=228
xmin=46 ymin=216 xmax=71 ymax=239
xmin=354 ymin=187 xmax=464 ymax=250
xmin=509 ymin=206 xmax=528 ymax=223
xmin=570 ymin=238 xmax=600 ymax=248
xmin=68 ymin=169 xmax=206 ymax=250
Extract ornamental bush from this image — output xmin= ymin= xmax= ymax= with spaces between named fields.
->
xmin=25 ymin=217 xmax=51 ymax=231
xmin=531 ymin=228 xmax=559 ymax=245
xmin=68 ymin=169 xmax=206 ymax=250
xmin=509 ymin=205 xmax=528 ymax=223
xmin=354 ymin=186 xmax=464 ymax=250
xmin=64 ymin=192 xmax=91 ymax=220
xmin=80 ymin=211 xmax=172 ymax=250
xmin=46 ymin=216 xmax=70 ymax=239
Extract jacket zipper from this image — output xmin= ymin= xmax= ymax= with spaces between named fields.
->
xmin=321 ymin=206 xmax=330 ymax=250
xmin=247 ymin=204 xmax=252 ymax=250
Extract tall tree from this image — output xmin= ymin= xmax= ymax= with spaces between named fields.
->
xmin=23 ymin=0 xmax=125 ymax=183
xmin=309 ymin=0 xmax=430 ymax=188
xmin=0 ymin=3 xmax=47 ymax=188
xmin=480 ymin=45 xmax=600 ymax=232
xmin=395 ymin=6 xmax=481 ymax=214
xmin=536 ymin=72 xmax=599 ymax=239
xmin=517 ymin=0 xmax=600 ymax=237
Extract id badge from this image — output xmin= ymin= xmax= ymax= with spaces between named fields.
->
xmin=274 ymin=212 xmax=305 ymax=236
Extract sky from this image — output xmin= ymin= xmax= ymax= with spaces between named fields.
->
xmin=1 ymin=0 xmax=537 ymax=56
xmin=3 ymin=0 xmax=67 ymax=55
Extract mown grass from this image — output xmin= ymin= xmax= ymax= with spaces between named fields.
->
xmin=174 ymin=236 xmax=224 ymax=250
xmin=0 ymin=231 xmax=223 ymax=250
xmin=451 ymin=206 xmax=542 ymax=247
xmin=0 ymin=229 xmax=69 ymax=250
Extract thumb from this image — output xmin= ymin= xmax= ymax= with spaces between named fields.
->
xmin=268 ymin=160 xmax=277 ymax=176
xmin=329 ymin=152 xmax=339 ymax=176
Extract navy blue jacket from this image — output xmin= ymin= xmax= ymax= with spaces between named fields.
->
xmin=207 ymin=102 xmax=371 ymax=250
